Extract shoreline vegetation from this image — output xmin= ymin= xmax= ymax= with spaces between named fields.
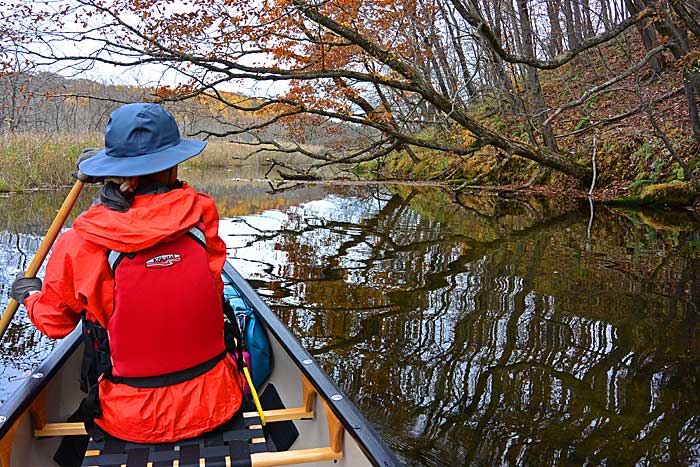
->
xmin=2 ymin=29 xmax=698 ymax=210
xmin=0 ymin=132 xmax=300 ymax=192
xmin=3 ymin=133 xmax=698 ymax=211
xmin=0 ymin=3 xmax=698 ymax=213
xmin=1 ymin=130 xmax=698 ymax=210
xmin=2 ymin=30 xmax=699 ymax=212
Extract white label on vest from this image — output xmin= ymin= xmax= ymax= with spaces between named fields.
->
xmin=145 ymin=254 xmax=182 ymax=268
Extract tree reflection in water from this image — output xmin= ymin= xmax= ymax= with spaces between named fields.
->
xmin=0 ymin=231 xmax=56 ymax=402
xmin=223 ymin=185 xmax=700 ymax=467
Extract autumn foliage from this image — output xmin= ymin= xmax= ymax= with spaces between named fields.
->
xmin=0 ymin=0 xmax=698 ymax=186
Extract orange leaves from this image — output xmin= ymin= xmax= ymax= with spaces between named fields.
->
xmin=4 ymin=0 xmax=425 ymax=134
xmin=154 ymin=86 xmax=180 ymax=101
xmin=676 ymin=50 xmax=700 ymax=71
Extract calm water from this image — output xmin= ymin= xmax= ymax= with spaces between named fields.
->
xmin=1 ymin=168 xmax=699 ymax=466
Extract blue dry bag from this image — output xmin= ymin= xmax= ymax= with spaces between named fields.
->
xmin=224 ymin=284 xmax=272 ymax=390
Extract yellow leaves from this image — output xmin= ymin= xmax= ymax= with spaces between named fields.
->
xmin=458 ymin=129 xmax=476 ymax=146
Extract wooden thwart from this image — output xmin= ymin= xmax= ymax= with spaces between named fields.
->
xmin=243 ymin=406 xmax=313 ymax=423
xmin=35 ymin=422 xmax=90 ymax=437
xmin=252 ymin=447 xmax=342 ymax=466
xmin=36 ymin=406 xmax=314 ymax=438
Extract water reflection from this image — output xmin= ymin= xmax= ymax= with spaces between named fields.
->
xmin=223 ymin=187 xmax=700 ymax=466
xmin=0 ymin=231 xmax=55 ymax=400
xmin=1 ymin=176 xmax=699 ymax=466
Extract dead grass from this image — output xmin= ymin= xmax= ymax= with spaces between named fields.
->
xmin=0 ymin=133 xmax=333 ymax=190
xmin=0 ymin=132 xmax=102 ymax=191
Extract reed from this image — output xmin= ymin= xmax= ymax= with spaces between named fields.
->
xmin=0 ymin=132 xmax=102 ymax=191
xmin=0 ymin=133 xmax=329 ymax=191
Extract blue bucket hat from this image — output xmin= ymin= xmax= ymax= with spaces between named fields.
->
xmin=78 ymin=103 xmax=207 ymax=177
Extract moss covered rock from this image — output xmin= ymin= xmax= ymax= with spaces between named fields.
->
xmin=636 ymin=209 xmax=698 ymax=232
xmin=638 ymin=181 xmax=697 ymax=206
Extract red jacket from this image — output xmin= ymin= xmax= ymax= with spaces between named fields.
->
xmin=25 ymin=183 xmax=243 ymax=443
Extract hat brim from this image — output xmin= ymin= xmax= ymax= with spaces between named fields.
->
xmin=78 ymin=139 xmax=207 ymax=177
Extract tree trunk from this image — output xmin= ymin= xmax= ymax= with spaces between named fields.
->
xmin=476 ymin=0 xmax=517 ymax=117
xmin=546 ymin=0 xmax=564 ymax=57
xmin=571 ymin=0 xmax=584 ymax=43
xmin=444 ymin=4 xmax=476 ymax=97
xmin=505 ymin=0 xmax=523 ymax=56
xmin=647 ymin=4 xmax=700 ymax=143
xmin=624 ymin=0 xmax=664 ymax=74
xmin=516 ymin=0 xmax=559 ymax=152
xmin=428 ymin=22 xmax=461 ymax=103
xmin=581 ymin=0 xmax=595 ymax=36
xmin=683 ymin=73 xmax=700 ymax=143
xmin=562 ymin=0 xmax=579 ymax=49
xmin=599 ymin=0 xmax=612 ymax=29
xmin=672 ymin=1 xmax=700 ymax=37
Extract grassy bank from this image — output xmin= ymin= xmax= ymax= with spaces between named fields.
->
xmin=0 ymin=133 xmax=284 ymax=191
xmin=0 ymin=132 xmax=102 ymax=191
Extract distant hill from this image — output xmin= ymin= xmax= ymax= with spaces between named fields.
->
xmin=0 ymin=71 xmax=367 ymax=148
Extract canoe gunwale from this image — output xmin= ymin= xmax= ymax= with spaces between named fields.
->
xmin=223 ymin=263 xmax=403 ymax=467
xmin=0 ymin=326 xmax=82 ymax=440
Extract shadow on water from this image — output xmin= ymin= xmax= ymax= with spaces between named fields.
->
xmin=1 ymin=170 xmax=700 ymax=466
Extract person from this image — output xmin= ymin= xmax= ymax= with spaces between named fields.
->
xmin=10 ymin=102 xmax=243 ymax=444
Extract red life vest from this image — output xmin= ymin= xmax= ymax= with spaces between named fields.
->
xmin=103 ymin=223 xmax=225 ymax=379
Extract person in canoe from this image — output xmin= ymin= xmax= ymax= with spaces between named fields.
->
xmin=10 ymin=103 xmax=244 ymax=444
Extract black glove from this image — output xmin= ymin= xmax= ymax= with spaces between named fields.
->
xmin=74 ymin=147 xmax=102 ymax=183
xmin=11 ymin=273 xmax=42 ymax=304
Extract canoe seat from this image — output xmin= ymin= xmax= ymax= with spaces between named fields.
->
xmin=76 ymin=381 xmax=343 ymax=467
xmin=81 ymin=411 xmax=267 ymax=467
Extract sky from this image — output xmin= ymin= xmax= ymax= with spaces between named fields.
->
xmin=13 ymin=0 xmax=289 ymax=98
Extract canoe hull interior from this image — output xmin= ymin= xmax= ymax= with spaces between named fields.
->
xmin=0 ymin=262 xmax=401 ymax=467
xmin=8 ymin=332 xmax=84 ymax=467
xmin=5 ymin=337 xmax=376 ymax=467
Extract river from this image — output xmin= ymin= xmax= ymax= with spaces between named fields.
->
xmin=1 ymin=167 xmax=699 ymax=466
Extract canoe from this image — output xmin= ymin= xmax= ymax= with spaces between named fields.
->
xmin=0 ymin=261 xmax=402 ymax=467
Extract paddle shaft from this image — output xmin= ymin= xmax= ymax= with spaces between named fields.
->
xmin=0 ymin=180 xmax=85 ymax=340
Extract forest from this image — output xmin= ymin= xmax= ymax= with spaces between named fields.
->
xmin=0 ymin=0 xmax=699 ymax=204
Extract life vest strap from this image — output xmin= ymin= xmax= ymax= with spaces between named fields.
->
xmin=106 ymin=250 xmax=133 ymax=271
xmin=111 ymin=351 xmax=227 ymax=388
xmin=186 ymin=224 xmax=207 ymax=248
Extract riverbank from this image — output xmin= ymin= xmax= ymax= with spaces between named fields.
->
xmin=0 ymin=132 xmax=101 ymax=192
xmin=3 ymin=130 xmax=699 ymax=210
xmin=354 ymin=32 xmax=700 ymax=207
xmin=0 ymin=132 xmax=281 ymax=192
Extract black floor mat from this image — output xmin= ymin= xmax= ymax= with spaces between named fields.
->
xmin=260 ymin=384 xmax=300 ymax=452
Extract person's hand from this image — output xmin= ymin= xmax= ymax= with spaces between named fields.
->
xmin=74 ymin=147 xmax=102 ymax=183
xmin=11 ymin=272 xmax=42 ymax=304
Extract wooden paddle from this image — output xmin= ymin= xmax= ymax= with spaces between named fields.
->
xmin=0 ymin=180 xmax=85 ymax=341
